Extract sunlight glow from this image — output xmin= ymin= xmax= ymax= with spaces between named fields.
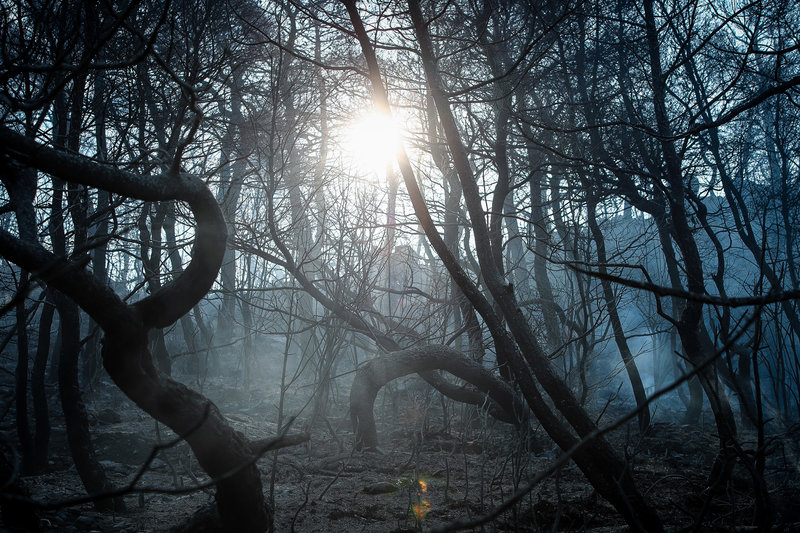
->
xmin=343 ymin=109 xmax=403 ymax=178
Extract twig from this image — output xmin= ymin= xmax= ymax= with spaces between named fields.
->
xmin=428 ymin=310 xmax=760 ymax=532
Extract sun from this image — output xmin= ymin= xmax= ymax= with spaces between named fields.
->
xmin=343 ymin=109 xmax=403 ymax=178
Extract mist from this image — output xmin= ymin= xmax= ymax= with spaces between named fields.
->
xmin=1 ymin=0 xmax=799 ymax=531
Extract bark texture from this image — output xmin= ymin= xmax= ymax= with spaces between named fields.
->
xmin=350 ymin=345 xmax=522 ymax=449
xmin=0 ymin=126 xmax=271 ymax=532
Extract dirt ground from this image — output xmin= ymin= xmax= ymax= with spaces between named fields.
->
xmin=9 ymin=370 xmax=800 ymax=532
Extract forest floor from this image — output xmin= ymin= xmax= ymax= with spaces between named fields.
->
xmin=10 ymin=371 xmax=800 ymax=533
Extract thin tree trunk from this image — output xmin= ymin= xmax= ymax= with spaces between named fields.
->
xmin=216 ymin=69 xmax=247 ymax=346
xmin=51 ymin=77 xmax=121 ymax=510
xmin=425 ymin=91 xmax=485 ymax=366
xmin=54 ymin=292 xmax=121 ymax=510
xmin=642 ymin=0 xmax=738 ymax=486
xmin=138 ymin=202 xmax=172 ymax=375
xmin=2 ymin=161 xmax=38 ymax=473
xmin=32 ymin=291 xmax=54 ymax=472
xmin=15 ymin=273 xmax=34 ymax=473
xmin=569 ymin=24 xmax=649 ymax=428
xmin=587 ymin=196 xmax=651 ymax=431
xmin=82 ymin=41 xmax=111 ymax=387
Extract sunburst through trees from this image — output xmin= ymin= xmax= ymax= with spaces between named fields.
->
xmin=1 ymin=0 xmax=799 ymax=531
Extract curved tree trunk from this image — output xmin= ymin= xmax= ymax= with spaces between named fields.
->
xmin=0 ymin=126 xmax=271 ymax=532
xmin=350 ymin=345 xmax=522 ymax=449
xmin=102 ymin=332 xmax=269 ymax=531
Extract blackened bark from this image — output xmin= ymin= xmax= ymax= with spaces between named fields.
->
xmin=408 ymin=2 xmax=662 ymax=528
xmin=2 ymin=160 xmax=53 ymax=473
xmin=642 ymin=0 xmax=738 ymax=487
xmin=53 ymin=80 xmax=122 ymax=508
xmin=681 ymin=52 xmax=764 ymax=429
xmin=102 ymin=333 xmax=269 ymax=532
xmin=163 ymin=200 xmax=206 ymax=375
xmin=15 ymin=273 xmax=34 ymax=473
xmin=138 ymin=202 xmax=172 ymax=375
xmin=2 ymin=161 xmax=37 ymax=473
xmin=54 ymin=292 xmax=121 ymax=511
xmin=0 ymin=126 xmax=271 ymax=532
xmin=528 ymin=172 xmax=563 ymax=352
xmin=32 ymin=292 xmax=54 ymax=472
xmin=586 ymin=197 xmax=651 ymax=431
xmin=572 ymin=24 xmax=650 ymax=430
xmin=514 ymin=90 xmax=569 ymax=346
xmin=217 ymin=70 xmax=247 ymax=347
xmin=350 ymin=345 xmax=522 ymax=449
xmin=653 ymin=222 xmax=702 ymax=423
xmin=424 ymin=92 xmax=486 ymax=366
xmin=83 ymin=53 xmax=111 ymax=386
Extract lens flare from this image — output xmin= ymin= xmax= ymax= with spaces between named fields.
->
xmin=411 ymin=500 xmax=431 ymax=521
xmin=410 ymin=478 xmax=431 ymax=522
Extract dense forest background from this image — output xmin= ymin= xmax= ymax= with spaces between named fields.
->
xmin=1 ymin=0 xmax=799 ymax=531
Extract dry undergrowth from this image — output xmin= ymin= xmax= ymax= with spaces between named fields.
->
xmin=11 ymin=375 xmax=800 ymax=532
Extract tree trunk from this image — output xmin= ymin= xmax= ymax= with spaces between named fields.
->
xmin=103 ymin=332 xmax=270 ymax=531
xmin=54 ymin=292 xmax=122 ymax=511
xmin=350 ymin=345 xmax=522 ymax=449
xmin=642 ymin=0 xmax=738 ymax=485
xmin=32 ymin=292 xmax=54 ymax=472
xmin=2 ymin=161 xmax=37 ymax=473
xmin=15 ymin=273 xmax=34 ymax=473
xmin=0 ymin=126 xmax=272 ymax=532
xmin=586 ymin=196 xmax=651 ymax=431
xmin=216 ymin=69 xmax=247 ymax=347
xmin=528 ymin=171 xmax=563 ymax=352
xmin=138 ymin=202 xmax=172 ymax=375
